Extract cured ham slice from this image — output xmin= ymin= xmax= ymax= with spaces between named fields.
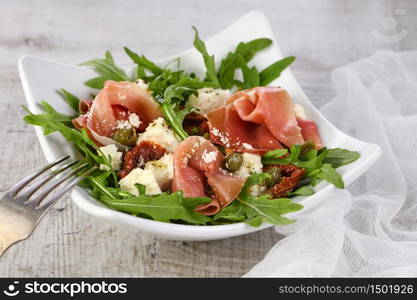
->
xmin=297 ymin=117 xmax=322 ymax=149
xmin=72 ymin=81 xmax=161 ymax=137
xmin=201 ymin=171 xmax=245 ymax=215
xmin=233 ymin=87 xmax=304 ymax=147
xmin=72 ymin=114 xmax=105 ymax=147
xmin=79 ymin=99 xmax=94 ymax=114
xmin=73 ymin=113 xmax=129 ymax=149
xmin=72 ymin=114 xmax=88 ymax=131
xmin=207 ymin=87 xmax=324 ymax=153
xmin=72 ymin=81 xmax=162 ymax=148
xmin=87 ymin=81 xmax=162 ymax=137
xmin=208 ymin=105 xmax=283 ymax=154
xmin=172 ymin=136 xmax=245 ymax=215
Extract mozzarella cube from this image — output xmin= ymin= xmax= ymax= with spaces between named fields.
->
xmin=119 ymin=168 xmax=162 ymax=196
xmin=98 ymin=144 xmax=122 ymax=171
xmin=234 ymin=153 xmax=263 ymax=178
xmin=144 ymin=153 xmax=174 ymax=191
xmin=187 ymin=88 xmax=231 ymax=115
xmin=233 ymin=153 xmax=265 ymax=196
xmin=137 ymin=117 xmax=180 ymax=153
xmin=128 ymin=113 xmax=142 ymax=128
xmin=116 ymin=119 xmax=131 ymax=129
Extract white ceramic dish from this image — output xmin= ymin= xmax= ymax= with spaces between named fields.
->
xmin=18 ymin=10 xmax=381 ymax=241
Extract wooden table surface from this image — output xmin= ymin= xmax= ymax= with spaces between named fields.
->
xmin=1 ymin=0 xmax=415 ymax=277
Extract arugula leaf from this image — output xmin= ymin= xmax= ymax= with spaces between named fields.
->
xmin=23 ymin=102 xmax=72 ymax=136
xmin=124 ymin=47 xmax=163 ymax=76
xmin=87 ymin=171 xmax=119 ymax=197
xmin=261 ymin=148 xmax=288 ymax=164
xmin=317 ymin=164 xmax=344 ymax=189
xmin=217 ymin=52 xmax=238 ymax=89
xmin=236 ymin=54 xmax=260 ymax=89
xmin=192 ymin=27 xmax=220 ymax=87
xmin=235 ymin=38 xmax=272 ymax=61
xmin=148 ymin=70 xmax=176 ymax=99
xmin=135 ymin=65 xmax=146 ymax=80
xmin=84 ymin=77 xmax=108 ymax=90
xmin=263 ymin=148 xmax=288 ymax=158
xmin=289 ymin=186 xmax=315 ymax=196
xmin=239 ymin=197 xmax=300 ymax=226
xmin=214 ymin=173 xmax=303 ymax=226
xmin=213 ymin=201 xmax=246 ymax=222
xmin=323 ymin=148 xmax=360 ymax=168
xmin=57 ymin=89 xmax=80 ymax=113
xmin=38 ymin=101 xmax=74 ymax=123
xmin=259 ymin=56 xmax=295 ymax=86
xmin=261 ymin=144 xmax=301 ymax=165
xmin=92 ymin=177 xmax=212 ymax=224
xmin=145 ymin=70 xmax=211 ymax=102
xmin=160 ymin=85 xmax=198 ymax=140
xmin=135 ymin=183 xmax=147 ymax=196
xmin=261 ymin=143 xmax=356 ymax=189
xmin=176 ymin=73 xmax=217 ymax=89
xmin=80 ymin=51 xmax=131 ymax=89
xmin=23 ymin=105 xmax=106 ymax=167
xmin=244 ymin=215 xmax=263 ymax=227
xmin=218 ymin=38 xmax=272 ymax=89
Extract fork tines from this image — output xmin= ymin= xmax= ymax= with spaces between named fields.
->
xmin=7 ymin=156 xmax=97 ymax=210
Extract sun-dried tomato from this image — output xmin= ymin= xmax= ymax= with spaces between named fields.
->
xmin=119 ymin=141 xmax=166 ymax=178
xmin=265 ymin=164 xmax=305 ymax=198
xmin=183 ymin=113 xmax=209 ymax=136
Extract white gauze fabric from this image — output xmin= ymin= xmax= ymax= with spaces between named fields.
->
xmin=245 ymin=50 xmax=417 ymax=277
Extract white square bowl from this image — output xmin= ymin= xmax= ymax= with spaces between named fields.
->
xmin=18 ymin=10 xmax=381 ymax=241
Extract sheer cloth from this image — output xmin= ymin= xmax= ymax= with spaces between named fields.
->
xmin=245 ymin=51 xmax=417 ymax=277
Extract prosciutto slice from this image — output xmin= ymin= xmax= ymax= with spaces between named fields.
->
xmin=207 ymin=87 xmax=323 ymax=153
xmin=72 ymin=113 xmax=127 ymax=149
xmin=208 ymin=105 xmax=283 ymax=154
xmin=79 ymin=99 xmax=94 ymax=114
xmin=297 ymin=117 xmax=322 ymax=149
xmin=172 ymin=136 xmax=245 ymax=215
xmin=87 ymin=80 xmax=162 ymax=137
xmin=72 ymin=114 xmax=88 ymax=131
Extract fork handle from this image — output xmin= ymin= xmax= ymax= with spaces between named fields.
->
xmin=0 ymin=238 xmax=19 ymax=257
xmin=0 ymin=232 xmax=27 ymax=258
xmin=0 ymin=212 xmax=31 ymax=258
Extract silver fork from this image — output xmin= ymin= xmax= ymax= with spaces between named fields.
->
xmin=0 ymin=156 xmax=97 ymax=257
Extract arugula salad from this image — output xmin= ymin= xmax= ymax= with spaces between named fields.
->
xmin=24 ymin=28 xmax=360 ymax=227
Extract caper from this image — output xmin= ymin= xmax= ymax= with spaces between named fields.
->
xmin=224 ymin=152 xmax=243 ymax=172
xmin=299 ymin=140 xmax=316 ymax=160
xmin=265 ymin=166 xmax=282 ymax=188
xmin=190 ymin=126 xmax=199 ymax=135
xmin=111 ymin=128 xmax=137 ymax=147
